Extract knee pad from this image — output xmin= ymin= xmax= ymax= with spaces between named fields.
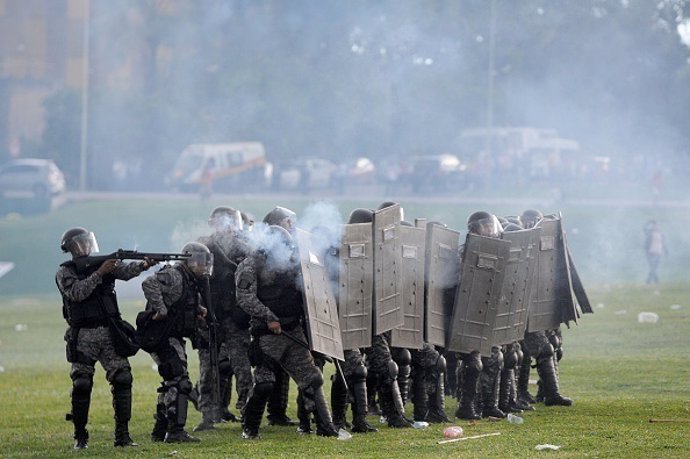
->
xmin=436 ymin=355 xmax=447 ymax=374
xmin=158 ymin=360 xmax=186 ymax=381
xmin=464 ymin=352 xmax=483 ymax=375
xmin=538 ymin=343 xmax=555 ymax=362
xmin=218 ymin=358 xmax=232 ymax=377
xmin=353 ymin=364 xmax=368 ymax=383
xmin=254 ymin=381 xmax=274 ymax=398
xmin=387 ymin=360 xmax=399 ymax=381
xmin=309 ymin=369 xmax=325 ymax=389
xmin=503 ymin=348 xmax=518 ymax=370
xmin=110 ymin=368 xmax=133 ymax=389
xmin=394 ymin=348 xmax=412 ymax=367
xmin=177 ymin=378 xmax=193 ymax=395
xmin=556 ymin=346 xmax=564 ymax=362
xmin=72 ymin=375 xmax=93 ymax=395
xmin=547 ymin=332 xmax=561 ymax=350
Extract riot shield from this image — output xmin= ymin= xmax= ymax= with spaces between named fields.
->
xmin=564 ymin=234 xmax=592 ymax=314
xmin=492 ymin=227 xmax=540 ymax=346
xmin=447 ymin=234 xmax=511 ymax=357
xmin=389 ymin=224 xmax=426 ymax=350
xmin=372 ymin=204 xmax=404 ymax=335
xmin=423 ymin=223 xmax=460 ymax=347
xmin=338 ymin=222 xmax=374 ymax=350
xmin=295 ymin=228 xmax=345 ymax=361
xmin=527 ymin=217 xmax=576 ymax=332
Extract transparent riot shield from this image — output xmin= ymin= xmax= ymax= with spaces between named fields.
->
xmin=447 ymin=233 xmax=511 ymax=357
xmin=295 ymin=228 xmax=345 ymax=360
xmin=423 ymin=223 xmax=460 ymax=347
xmin=389 ymin=224 xmax=426 ymax=350
xmin=492 ymin=227 xmax=540 ymax=346
xmin=338 ymin=222 xmax=374 ymax=350
xmin=372 ymin=204 xmax=404 ymax=335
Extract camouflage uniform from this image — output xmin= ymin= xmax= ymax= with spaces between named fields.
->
xmin=409 ymin=343 xmax=449 ymax=423
xmin=193 ymin=232 xmax=251 ymax=427
xmin=142 ymin=264 xmax=204 ymax=442
xmin=522 ymin=328 xmax=571 ymax=406
xmin=57 ymin=260 xmax=146 ymax=447
xmin=236 ymin=252 xmax=338 ymax=438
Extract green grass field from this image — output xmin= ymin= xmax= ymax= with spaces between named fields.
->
xmin=0 ymin=197 xmax=689 ymax=458
xmin=0 ymin=283 xmax=688 ymax=458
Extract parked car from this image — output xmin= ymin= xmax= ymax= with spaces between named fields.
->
xmin=0 ymin=158 xmax=66 ymax=198
xmin=271 ymin=157 xmax=337 ymax=191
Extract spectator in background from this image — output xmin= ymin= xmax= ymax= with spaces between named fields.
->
xmin=643 ymin=220 xmax=667 ymax=284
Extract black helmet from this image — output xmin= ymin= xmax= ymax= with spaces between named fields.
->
xmin=520 ymin=209 xmax=543 ymax=229
xmin=181 ymin=242 xmax=214 ymax=277
xmin=467 ymin=211 xmax=502 ymax=238
xmin=502 ymin=222 xmax=523 ymax=232
xmin=263 ymin=206 xmax=297 ymax=230
xmin=376 ymin=201 xmax=404 ymax=221
xmin=208 ymin=206 xmax=243 ymax=232
xmin=60 ymin=227 xmax=99 ymax=257
xmin=347 ymin=208 xmax=373 ymax=224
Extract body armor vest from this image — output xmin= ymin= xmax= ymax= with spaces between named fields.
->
xmin=257 ymin=260 xmax=303 ymax=320
xmin=60 ymin=260 xmax=120 ymax=327
xmin=168 ymin=264 xmax=201 ymax=338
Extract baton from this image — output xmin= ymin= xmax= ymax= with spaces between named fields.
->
xmin=280 ymin=329 xmax=348 ymax=392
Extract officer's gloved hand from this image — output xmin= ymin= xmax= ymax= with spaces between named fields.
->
xmin=96 ymin=259 xmax=118 ymax=276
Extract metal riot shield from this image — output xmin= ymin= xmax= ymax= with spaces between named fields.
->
xmin=447 ymin=234 xmax=511 ymax=357
xmin=492 ymin=227 xmax=540 ymax=346
xmin=563 ymin=232 xmax=592 ymax=315
xmin=424 ymin=223 xmax=460 ymax=347
xmin=527 ymin=217 xmax=576 ymax=332
xmin=372 ymin=204 xmax=404 ymax=335
xmin=295 ymin=228 xmax=345 ymax=361
xmin=389 ymin=224 xmax=426 ymax=350
xmin=338 ymin=222 xmax=374 ymax=350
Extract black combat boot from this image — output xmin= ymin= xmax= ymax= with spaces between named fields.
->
xmin=350 ymin=377 xmax=377 ymax=433
xmin=411 ymin=373 xmax=429 ymax=422
xmin=498 ymin=368 xmax=520 ymax=414
xmin=311 ymin=386 xmax=340 ymax=437
xmin=296 ymin=389 xmax=312 ymax=434
xmin=70 ymin=378 xmax=91 ymax=449
xmin=537 ymin=358 xmax=572 ymax=407
xmin=219 ymin=372 xmax=240 ymax=422
xmin=366 ymin=370 xmax=381 ymax=415
xmin=164 ymin=392 xmax=200 ymax=443
xmin=330 ymin=376 xmax=349 ymax=430
xmin=455 ymin=364 xmax=481 ymax=420
xmin=480 ymin=369 xmax=506 ymax=419
xmin=267 ymin=371 xmax=295 ymax=426
xmin=426 ymin=375 xmax=450 ymax=423
xmin=242 ymin=382 xmax=272 ymax=439
xmin=517 ymin=357 xmax=536 ymax=404
xmin=380 ymin=383 xmax=413 ymax=428
xmin=112 ymin=386 xmax=138 ymax=447
xmin=151 ymin=398 xmax=167 ymax=442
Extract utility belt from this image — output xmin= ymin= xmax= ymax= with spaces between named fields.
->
xmin=251 ymin=315 xmax=302 ymax=337
xmin=71 ymin=318 xmax=111 ymax=329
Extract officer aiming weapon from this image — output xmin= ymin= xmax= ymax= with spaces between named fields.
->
xmin=74 ymin=249 xmax=191 ymax=273
xmin=199 ymin=275 xmax=222 ymax=421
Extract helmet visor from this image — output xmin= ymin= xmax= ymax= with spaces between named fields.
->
xmin=186 ymin=251 xmax=214 ymax=277
xmin=71 ymin=232 xmax=99 ymax=257
xmin=209 ymin=209 xmax=244 ymax=232
xmin=472 ymin=215 xmax=502 ymax=238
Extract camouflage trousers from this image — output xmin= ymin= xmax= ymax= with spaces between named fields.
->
xmin=410 ymin=343 xmax=441 ymax=392
xmin=364 ymin=332 xmax=393 ymax=379
xmin=197 ymin=319 xmax=253 ymax=416
xmin=343 ymin=348 xmax=365 ymax=378
xmin=151 ymin=337 xmax=192 ymax=430
xmin=253 ymin=328 xmax=321 ymax=391
xmin=69 ymin=326 xmax=130 ymax=382
xmin=522 ymin=330 xmax=552 ymax=360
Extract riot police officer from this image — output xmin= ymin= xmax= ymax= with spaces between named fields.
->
xmin=56 ymin=227 xmax=154 ymax=449
xmin=237 ymin=225 xmax=340 ymax=439
xmin=140 ymin=242 xmax=211 ymax=443
xmin=193 ymin=206 xmax=252 ymax=431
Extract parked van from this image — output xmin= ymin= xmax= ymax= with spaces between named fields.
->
xmin=167 ymin=142 xmax=271 ymax=191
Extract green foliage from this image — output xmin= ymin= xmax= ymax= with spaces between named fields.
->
xmin=0 ymin=284 xmax=688 ymax=458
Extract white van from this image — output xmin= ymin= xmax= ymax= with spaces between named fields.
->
xmin=168 ymin=142 xmax=271 ymax=191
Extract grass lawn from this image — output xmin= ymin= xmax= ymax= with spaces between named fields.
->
xmin=0 ymin=282 xmax=688 ymax=458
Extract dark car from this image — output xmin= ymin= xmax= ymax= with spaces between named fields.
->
xmin=409 ymin=154 xmax=465 ymax=192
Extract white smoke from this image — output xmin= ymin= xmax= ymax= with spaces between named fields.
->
xmin=169 ymin=219 xmax=210 ymax=252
